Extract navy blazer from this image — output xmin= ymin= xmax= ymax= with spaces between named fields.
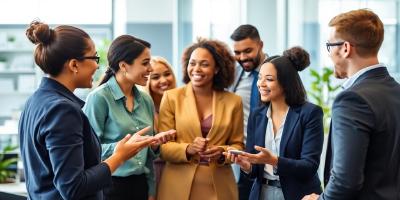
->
xmin=322 ymin=67 xmax=400 ymax=200
xmin=19 ymin=78 xmax=112 ymax=200
xmin=246 ymin=102 xmax=324 ymax=200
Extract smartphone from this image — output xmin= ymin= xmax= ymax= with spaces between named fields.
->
xmin=228 ymin=149 xmax=245 ymax=155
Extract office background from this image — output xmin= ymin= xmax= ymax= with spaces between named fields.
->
xmin=0 ymin=0 xmax=399 ymax=157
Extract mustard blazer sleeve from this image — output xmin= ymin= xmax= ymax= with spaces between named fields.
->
xmin=158 ymin=84 xmax=244 ymax=164
xmin=158 ymin=90 xmax=191 ymax=163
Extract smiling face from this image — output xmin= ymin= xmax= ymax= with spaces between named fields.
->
xmin=124 ymin=47 xmax=152 ymax=86
xmin=75 ymin=39 xmax=99 ymax=88
xmin=149 ymin=62 xmax=176 ymax=96
xmin=233 ymin=37 xmax=263 ymax=72
xmin=257 ymin=62 xmax=285 ymax=103
xmin=187 ymin=47 xmax=216 ymax=89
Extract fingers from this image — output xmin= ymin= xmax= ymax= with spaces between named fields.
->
xmin=254 ymin=145 xmax=269 ymax=153
xmin=302 ymin=194 xmax=319 ymax=200
xmin=134 ymin=136 xmax=157 ymax=150
xmin=134 ymin=126 xmax=151 ymax=136
xmin=192 ymin=137 xmax=208 ymax=151
xmin=239 ymin=152 xmax=259 ymax=164
xmin=224 ymin=147 xmax=239 ymax=162
xmin=154 ymin=129 xmax=176 ymax=144
xmin=201 ymin=146 xmax=220 ymax=155
xmin=120 ymin=134 xmax=131 ymax=143
xmin=201 ymin=149 xmax=221 ymax=159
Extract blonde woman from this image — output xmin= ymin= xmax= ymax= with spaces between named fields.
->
xmin=143 ymin=56 xmax=177 ymax=196
xmin=144 ymin=56 xmax=177 ymax=131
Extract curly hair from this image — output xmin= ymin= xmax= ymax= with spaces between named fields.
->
xmin=182 ymin=38 xmax=235 ymax=91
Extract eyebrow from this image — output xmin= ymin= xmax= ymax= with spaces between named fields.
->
xmin=260 ymin=74 xmax=275 ymax=78
xmin=234 ymin=48 xmax=252 ymax=53
xmin=190 ymin=59 xmax=210 ymax=62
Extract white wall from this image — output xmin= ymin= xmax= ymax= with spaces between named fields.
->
xmin=247 ymin=0 xmax=279 ymax=55
xmin=126 ymin=0 xmax=173 ymax=23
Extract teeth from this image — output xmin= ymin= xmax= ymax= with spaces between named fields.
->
xmin=160 ymin=85 xmax=169 ymax=90
xmin=259 ymin=90 xmax=271 ymax=95
xmin=192 ymin=74 xmax=203 ymax=81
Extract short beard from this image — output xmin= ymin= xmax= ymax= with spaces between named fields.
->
xmin=239 ymin=50 xmax=262 ymax=72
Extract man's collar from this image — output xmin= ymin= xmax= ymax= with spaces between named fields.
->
xmin=341 ymin=63 xmax=385 ymax=89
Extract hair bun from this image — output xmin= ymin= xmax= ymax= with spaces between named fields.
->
xmin=283 ymin=46 xmax=310 ymax=71
xmin=26 ymin=20 xmax=53 ymax=45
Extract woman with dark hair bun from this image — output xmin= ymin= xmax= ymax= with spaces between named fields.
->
xmin=19 ymin=21 xmax=156 ymax=200
xmin=227 ymin=46 xmax=324 ymax=200
xmin=83 ymin=35 xmax=176 ymax=200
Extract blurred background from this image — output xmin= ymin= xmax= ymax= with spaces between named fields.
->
xmin=0 ymin=0 xmax=399 ymax=179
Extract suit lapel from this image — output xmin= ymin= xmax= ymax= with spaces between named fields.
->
xmin=206 ymin=90 xmax=221 ymax=139
xmin=184 ymin=82 xmax=203 ymax=138
xmin=279 ymin=107 xmax=300 ymax=156
xmin=255 ymin=106 xmax=268 ymax=148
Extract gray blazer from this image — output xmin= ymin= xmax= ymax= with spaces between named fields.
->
xmin=322 ymin=67 xmax=400 ymax=200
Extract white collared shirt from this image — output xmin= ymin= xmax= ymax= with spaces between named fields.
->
xmin=341 ymin=64 xmax=385 ymax=89
xmin=264 ymin=104 xmax=289 ymax=180
xmin=235 ymin=66 xmax=261 ymax=143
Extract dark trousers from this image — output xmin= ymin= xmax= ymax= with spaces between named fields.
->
xmin=104 ymin=174 xmax=148 ymax=200
xmin=238 ymin=172 xmax=253 ymax=200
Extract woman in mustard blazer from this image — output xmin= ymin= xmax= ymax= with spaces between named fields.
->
xmin=157 ymin=38 xmax=244 ymax=200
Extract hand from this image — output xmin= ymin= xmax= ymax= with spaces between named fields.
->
xmin=224 ymin=147 xmax=251 ymax=172
xmin=302 ymin=193 xmax=320 ymax=200
xmin=114 ymin=126 xmax=156 ymax=161
xmin=128 ymin=127 xmax=155 ymax=143
xmin=240 ymin=145 xmax=278 ymax=166
xmin=148 ymin=195 xmax=156 ymax=200
xmin=152 ymin=129 xmax=177 ymax=145
xmin=106 ymin=126 xmax=157 ymax=173
xmin=200 ymin=146 xmax=225 ymax=161
xmin=186 ymin=137 xmax=209 ymax=156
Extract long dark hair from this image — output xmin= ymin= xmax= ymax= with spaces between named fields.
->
xmin=26 ymin=20 xmax=90 ymax=76
xmin=99 ymin=35 xmax=151 ymax=85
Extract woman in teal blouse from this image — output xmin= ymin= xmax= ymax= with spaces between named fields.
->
xmin=83 ymin=35 xmax=175 ymax=200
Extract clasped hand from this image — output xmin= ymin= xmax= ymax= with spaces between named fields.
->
xmin=186 ymin=137 xmax=224 ymax=161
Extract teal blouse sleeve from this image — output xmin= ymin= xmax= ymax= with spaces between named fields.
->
xmin=83 ymin=91 xmax=116 ymax=159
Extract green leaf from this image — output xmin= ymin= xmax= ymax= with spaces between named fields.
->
xmin=0 ymin=157 xmax=18 ymax=169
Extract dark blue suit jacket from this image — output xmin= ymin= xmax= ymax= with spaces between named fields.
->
xmin=246 ymin=102 xmax=324 ymax=200
xmin=19 ymin=78 xmax=112 ymax=200
xmin=322 ymin=67 xmax=400 ymax=200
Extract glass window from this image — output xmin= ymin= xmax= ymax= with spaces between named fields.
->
xmin=0 ymin=0 xmax=111 ymax=24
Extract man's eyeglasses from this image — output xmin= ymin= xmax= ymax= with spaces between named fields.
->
xmin=77 ymin=56 xmax=100 ymax=64
xmin=326 ymin=41 xmax=345 ymax=53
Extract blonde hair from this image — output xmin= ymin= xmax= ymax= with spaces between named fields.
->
xmin=143 ymin=56 xmax=177 ymax=98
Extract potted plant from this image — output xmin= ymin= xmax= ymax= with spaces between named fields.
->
xmin=0 ymin=145 xmax=18 ymax=183
xmin=308 ymin=67 xmax=341 ymax=133
xmin=93 ymin=38 xmax=111 ymax=85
